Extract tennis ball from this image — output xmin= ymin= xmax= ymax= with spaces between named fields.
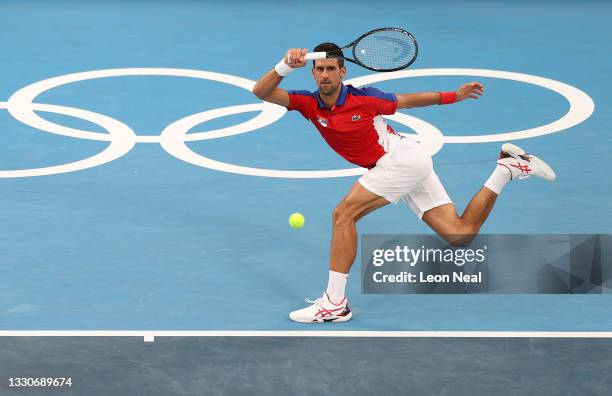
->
xmin=289 ymin=212 xmax=305 ymax=229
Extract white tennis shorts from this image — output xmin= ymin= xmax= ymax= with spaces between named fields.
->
xmin=358 ymin=138 xmax=453 ymax=219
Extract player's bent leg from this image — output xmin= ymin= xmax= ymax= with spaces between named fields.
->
xmin=422 ymin=203 xmax=481 ymax=247
xmin=399 ymin=170 xmax=479 ymax=246
xmin=289 ymin=182 xmax=388 ymax=324
xmin=401 ymin=169 xmax=489 ymax=247
xmin=427 ymin=185 xmax=499 ymax=248
xmin=420 ymin=143 xmax=556 ymax=247
xmin=330 ymin=181 xmax=390 ymax=274
xmin=289 ymin=139 xmax=432 ymax=323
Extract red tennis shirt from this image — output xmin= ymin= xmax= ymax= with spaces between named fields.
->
xmin=288 ymin=84 xmax=399 ymax=169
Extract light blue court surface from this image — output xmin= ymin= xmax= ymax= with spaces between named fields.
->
xmin=0 ymin=0 xmax=611 ymax=332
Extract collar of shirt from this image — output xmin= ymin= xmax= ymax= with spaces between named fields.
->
xmin=315 ymin=84 xmax=348 ymax=110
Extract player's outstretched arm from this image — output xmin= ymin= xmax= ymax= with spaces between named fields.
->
xmin=396 ymin=82 xmax=484 ymax=109
xmin=252 ymin=48 xmax=308 ymax=107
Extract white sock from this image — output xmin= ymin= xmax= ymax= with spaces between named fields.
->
xmin=484 ymin=165 xmax=511 ymax=195
xmin=326 ymin=271 xmax=348 ymax=305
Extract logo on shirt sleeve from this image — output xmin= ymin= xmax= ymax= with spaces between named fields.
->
xmin=352 ymin=114 xmax=361 ymax=121
xmin=317 ymin=117 xmax=328 ymax=127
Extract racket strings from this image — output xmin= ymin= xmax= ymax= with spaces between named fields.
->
xmin=354 ymin=30 xmax=417 ymax=71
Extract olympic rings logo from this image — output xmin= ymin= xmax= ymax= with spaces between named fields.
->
xmin=0 ymin=68 xmax=594 ymax=179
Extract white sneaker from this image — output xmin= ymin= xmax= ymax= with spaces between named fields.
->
xmin=497 ymin=143 xmax=556 ymax=181
xmin=289 ymin=292 xmax=352 ymax=323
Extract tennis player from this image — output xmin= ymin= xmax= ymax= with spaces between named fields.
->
xmin=252 ymin=43 xmax=556 ymax=323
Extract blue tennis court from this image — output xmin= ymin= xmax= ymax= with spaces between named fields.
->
xmin=0 ymin=0 xmax=610 ymax=394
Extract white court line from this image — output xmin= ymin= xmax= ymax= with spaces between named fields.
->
xmin=1 ymin=331 xmax=612 ymax=342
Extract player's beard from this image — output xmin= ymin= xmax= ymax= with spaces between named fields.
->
xmin=319 ymin=79 xmax=340 ymax=96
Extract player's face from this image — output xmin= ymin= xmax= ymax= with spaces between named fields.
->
xmin=312 ymin=58 xmax=346 ymax=96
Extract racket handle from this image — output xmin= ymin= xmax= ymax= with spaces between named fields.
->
xmin=304 ymin=52 xmax=327 ymax=60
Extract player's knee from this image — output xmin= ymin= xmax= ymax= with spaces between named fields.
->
xmin=442 ymin=234 xmax=476 ymax=247
xmin=440 ymin=223 xmax=479 ymax=247
xmin=332 ymin=202 xmax=357 ymax=226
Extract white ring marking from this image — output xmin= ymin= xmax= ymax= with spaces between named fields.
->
xmin=0 ymin=102 xmax=135 ymax=178
xmin=347 ymin=68 xmax=595 ymax=143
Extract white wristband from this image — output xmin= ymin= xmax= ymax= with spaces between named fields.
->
xmin=274 ymin=59 xmax=294 ymax=77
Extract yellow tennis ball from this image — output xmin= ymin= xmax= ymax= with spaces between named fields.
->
xmin=289 ymin=212 xmax=305 ymax=229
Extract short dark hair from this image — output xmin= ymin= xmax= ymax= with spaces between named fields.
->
xmin=312 ymin=42 xmax=344 ymax=68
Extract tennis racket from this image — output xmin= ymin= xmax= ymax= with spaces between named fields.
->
xmin=304 ymin=27 xmax=418 ymax=72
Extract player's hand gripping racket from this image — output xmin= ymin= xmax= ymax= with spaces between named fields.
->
xmin=304 ymin=27 xmax=418 ymax=72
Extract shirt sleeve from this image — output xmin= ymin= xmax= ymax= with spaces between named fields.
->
xmin=359 ymin=87 xmax=398 ymax=115
xmin=287 ymin=90 xmax=315 ymax=119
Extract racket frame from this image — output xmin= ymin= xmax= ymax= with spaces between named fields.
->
xmin=305 ymin=27 xmax=418 ymax=72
